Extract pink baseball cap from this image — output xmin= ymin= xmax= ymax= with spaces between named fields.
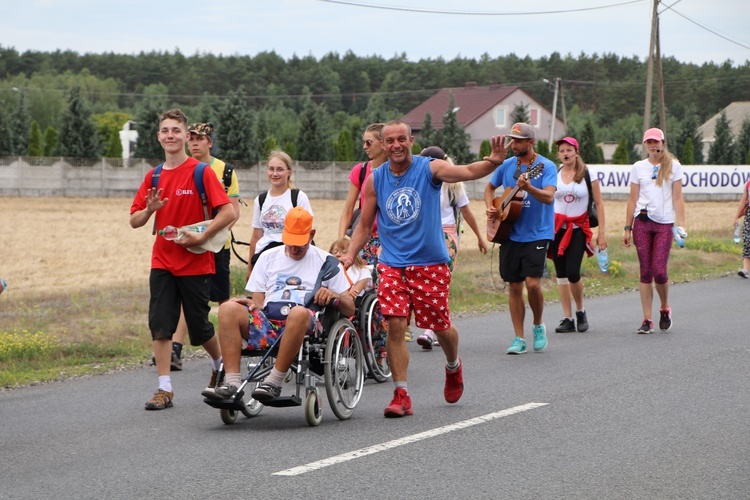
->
xmin=642 ymin=128 xmax=665 ymax=142
xmin=555 ymin=136 xmax=579 ymax=151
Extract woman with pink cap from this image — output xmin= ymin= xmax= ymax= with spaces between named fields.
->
xmin=623 ymin=127 xmax=686 ymax=334
xmin=550 ymin=136 xmax=606 ymax=333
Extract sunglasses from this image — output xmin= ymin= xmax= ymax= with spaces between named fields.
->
xmin=363 ymin=139 xmax=377 ymax=147
xmin=652 ymin=165 xmax=659 ymax=179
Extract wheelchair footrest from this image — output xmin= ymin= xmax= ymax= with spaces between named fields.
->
xmin=261 ymin=395 xmax=302 ymax=408
xmin=203 ymin=394 xmax=246 ymax=411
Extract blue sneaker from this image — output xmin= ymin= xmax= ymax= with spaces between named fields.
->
xmin=506 ymin=336 xmax=527 ymax=355
xmin=533 ymin=324 xmax=547 ymax=351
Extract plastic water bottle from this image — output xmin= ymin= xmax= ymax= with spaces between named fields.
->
xmin=672 ymin=226 xmax=687 ymax=248
xmin=596 ymin=247 xmax=609 ymax=274
xmin=734 ymin=222 xmax=742 ymax=244
xmin=158 ymin=224 xmax=205 ymax=241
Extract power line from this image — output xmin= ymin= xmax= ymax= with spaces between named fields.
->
xmin=661 ymin=3 xmax=750 ymax=51
xmin=314 ymin=0 xmax=644 ymax=16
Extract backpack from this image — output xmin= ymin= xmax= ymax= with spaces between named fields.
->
xmin=257 ymin=188 xmax=300 ymax=212
xmin=221 ymin=162 xmax=234 ymax=194
xmin=345 ymin=162 xmax=368 ymax=237
xmin=583 ymin=169 xmax=599 ymax=228
xmin=150 ymin=161 xmax=210 ymax=234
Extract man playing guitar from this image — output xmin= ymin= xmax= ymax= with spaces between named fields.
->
xmin=483 ymin=122 xmax=558 ymax=355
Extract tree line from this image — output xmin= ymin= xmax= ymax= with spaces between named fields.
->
xmin=1 ymin=45 xmax=749 ymax=164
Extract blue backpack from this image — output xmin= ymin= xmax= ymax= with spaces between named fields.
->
xmin=150 ymin=161 xmax=210 ymax=234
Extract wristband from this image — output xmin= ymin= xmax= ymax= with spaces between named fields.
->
xmin=624 ymin=225 xmax=632 ymax=231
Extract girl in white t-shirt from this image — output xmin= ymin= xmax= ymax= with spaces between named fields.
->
xmin=623 ymin=128 xmax=686 ymax=334
xmin=246 ymin=150 xmax=313 ymax=280
xmin=330 ymin=237 xmax=372 ymax=300
xmin=550 ymin=136 xmax=607 ymax=334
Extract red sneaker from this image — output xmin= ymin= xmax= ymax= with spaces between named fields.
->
xmin=384 ymin=388 xmax=413 ymax=418
xmin=444 ymin=358 xmax=464 ymax=404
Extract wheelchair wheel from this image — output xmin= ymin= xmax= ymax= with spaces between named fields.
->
xmin=324 ymin=318 xmax=364 ymax=420
xmin=305 ymin=389 xmax=323 ymax=427
xmin=220 ymin=408 xmax=238 ymax=425
xmin=360 ymin=293 xmax=391 ymax=383
xmin=243 ymin=354 xmax=270 ymax=417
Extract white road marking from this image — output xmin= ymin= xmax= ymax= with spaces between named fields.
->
xmin=273 ymin=402 xmax=548 ymax=476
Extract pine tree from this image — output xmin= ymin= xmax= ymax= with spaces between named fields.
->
xmin=264 ymin=136 xmax=279 ymax=158
xmin=511 ymin=104 xmax=530 ymax=125
xmin=736 ymin=118 xmax=750 ymax=165
xmin=597 ymin=145 xmax=605 ymax=164
xmin=28 ymin=121 xmax=43 ymax=156
xmin=335 ymin=129 xmax=355 ymax=161
xmin=297 ymin=95 xmax=329 ymax=163
xmin=217 ymin=85 xmax=259 ymax=165
xmin=134 ymin=95 xmax=166 ymax=160
xmin=283 ymin=141 xmax=297 ymax=160
xmin=479 ymin=140 xmax=491 ymax=160
xmin=10 ymin=91 xmax=30 ymax=155
xmin=0 ymin=114 xmax=11 ymax=155
xmin=535 ymin=139 xmax=550 ymax=160
xmin=420 ymin=112 xmax=436 ymax=147
xmin=612 ymin=138 xmax=630 ymax=164
xmin=435 ymin=95 xmax=472 ymax=164
xmin=105 ymin=129 xmax=123 ymax=158
xmin=364 ymin=92 xmax=389 ymax=125
xmin=43 ymin=126 xmax=59 ymax=156
xmin=59 ymin=87 xmax=100 ymax=158
xmin=682 ymin=137 xmax=695 ymax=165
xmin=676 ymin=114 xmax=704 ymax=164
xmin=579 ymin=121 xmax=598 ymax=164
xmin=708 ymin=111 xmax=736 ymax=165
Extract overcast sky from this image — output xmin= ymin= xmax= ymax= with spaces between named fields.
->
xmin=3 ymin=0 xmax=749 ymax=67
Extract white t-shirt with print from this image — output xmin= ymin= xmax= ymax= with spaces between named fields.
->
xmin=246 ymin=245 xmax=350 ymax=308
xmin=252 ymin=189 xmax=314 ymax=254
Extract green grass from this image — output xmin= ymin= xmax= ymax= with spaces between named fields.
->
xmin=0 ymin=234 xmax=743 ymax=389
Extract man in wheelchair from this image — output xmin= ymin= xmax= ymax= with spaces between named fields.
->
xmin=208 ymin=207 xmax=355 ymax=402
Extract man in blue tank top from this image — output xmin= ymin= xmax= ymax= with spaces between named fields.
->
xmin=483 ymin=122 xmax=557 ymax=356
xmin=344 ymin=120 xmax=508 ymax=418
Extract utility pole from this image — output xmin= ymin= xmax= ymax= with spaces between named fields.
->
xmin=549 ymin=78 xmax=559 ymax=145
xmin=543 ymin=77 xmax=560 ymax=145
xmin=643 ymin=0 xmax=659 ymax=145
xmin=656 ymin=18 xmax=667 ymax=136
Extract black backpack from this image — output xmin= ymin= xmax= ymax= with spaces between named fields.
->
xmin=257 ymin=188 xmax=300 ymax=211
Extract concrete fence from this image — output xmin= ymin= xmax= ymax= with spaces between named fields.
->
xmin=0 ymin=156 xmax=747 ymax=202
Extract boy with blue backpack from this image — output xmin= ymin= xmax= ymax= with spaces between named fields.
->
xmin=129 ymin=108 xmax=234 ymax=411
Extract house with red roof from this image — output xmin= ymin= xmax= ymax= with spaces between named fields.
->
xmin=401 ymin=82 xmax=566 ymax=154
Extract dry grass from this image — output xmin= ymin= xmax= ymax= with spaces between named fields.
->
xmin=1 ymin=196 xmax=739 ymax=297
xmin=0 ymin=196 xmax=741 ymax=387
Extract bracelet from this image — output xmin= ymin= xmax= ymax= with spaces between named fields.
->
xmin=624 ymin=225 xmax=632 ymax=231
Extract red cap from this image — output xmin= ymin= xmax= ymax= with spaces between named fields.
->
xmin=556 ymin=136 xmax=579 ymax=151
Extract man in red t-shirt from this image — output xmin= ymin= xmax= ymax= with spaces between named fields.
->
xmin=130 ymin=108 xmax=234 ymax=410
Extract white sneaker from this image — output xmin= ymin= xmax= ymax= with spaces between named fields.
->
xmin=417 ymin=330 xmax=435 ymax=350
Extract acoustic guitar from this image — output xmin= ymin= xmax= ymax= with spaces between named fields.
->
xmin=487 ymin=163 xmax=545 ymax=244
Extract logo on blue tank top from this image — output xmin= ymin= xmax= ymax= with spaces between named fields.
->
xmin=385 ymin=187 xmax=421 ymax=225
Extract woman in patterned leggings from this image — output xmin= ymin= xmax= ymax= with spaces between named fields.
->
xmin=623 ymin=128 xmax=686 ymax=334
xmin=734 ymin=180 xmax=750 ymax=278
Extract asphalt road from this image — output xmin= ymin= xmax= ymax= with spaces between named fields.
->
xmin=1 ymin=276 xmax=748 ymax=500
